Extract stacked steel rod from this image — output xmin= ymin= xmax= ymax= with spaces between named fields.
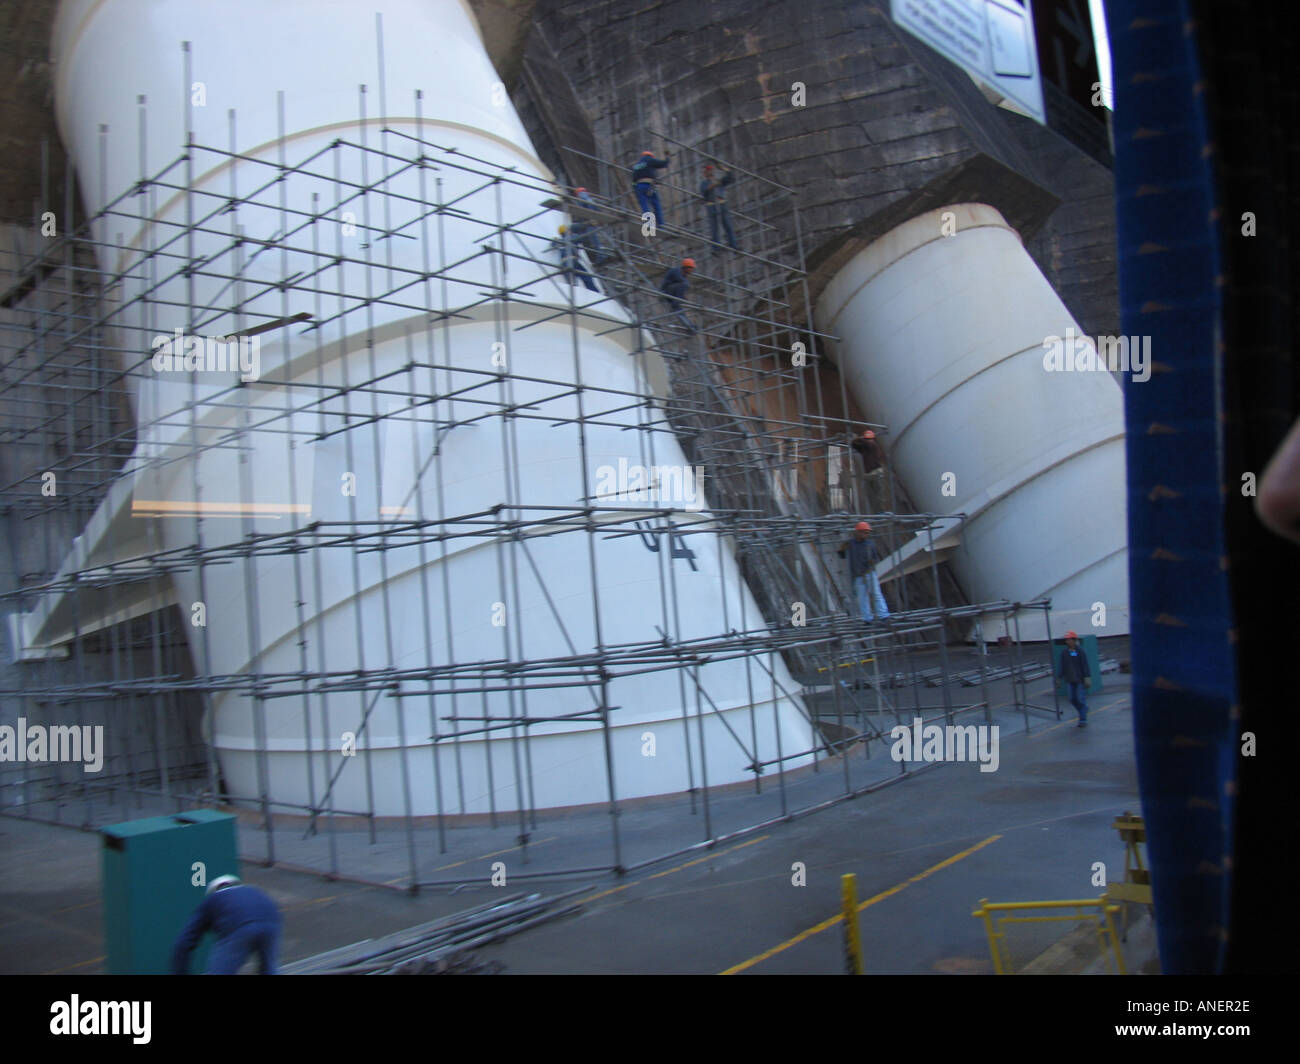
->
xmin=281 ymin=891 xmax=582 ymax=974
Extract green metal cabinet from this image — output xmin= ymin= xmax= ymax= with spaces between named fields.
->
xmin=101 ymin=809 xmax=238 ymax=974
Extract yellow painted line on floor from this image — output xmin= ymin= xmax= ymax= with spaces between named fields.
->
xmin=390 ymin=834 xmax=562 ymax=882
xmin=1025 ymin=698 xmax=1127 ymax=740
xmin=41 ymin=955 xmax=104 ymax=975
xmin=281 ymin=892 xmax=351 ymax=912
xmin=578 ymin=834 xmax=770 ymax=907
xmin=719 ymin=833 xmax=1002 ymax=975
xmin=0 ymin=901 xmax=102 ymax=947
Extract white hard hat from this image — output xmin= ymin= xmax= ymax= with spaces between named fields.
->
xmin=206 ymin=874 xmax=242 ymax=896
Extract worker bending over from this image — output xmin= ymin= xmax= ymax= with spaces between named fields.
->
xmin=172 ymin=874 xmax=283 ymax=975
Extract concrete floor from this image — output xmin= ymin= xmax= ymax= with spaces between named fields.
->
xmin=0 ymin=664 xmax=1154 ymax=975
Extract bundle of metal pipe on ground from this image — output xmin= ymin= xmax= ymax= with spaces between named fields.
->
xmin=281 ymin=890 xmax=584 ymax=975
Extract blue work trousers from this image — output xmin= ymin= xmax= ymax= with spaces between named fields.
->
xmin=708 ymin=203 xmax=737 ymax=248
xmin=635 ymin=183 xmax=663 ymax=227
xmin=854 ymin=573 xmax=889 ymax=621
xmin=562 ymin=256 xmax=600 ymax=292
xmin=206 ymin=920 xmax=280 ymax=975
xmin=1068 ymin=682 xmax=1089 ymax=722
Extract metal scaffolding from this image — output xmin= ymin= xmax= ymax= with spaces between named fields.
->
xmin=0 ymin=88 xmax=1061 ymax=890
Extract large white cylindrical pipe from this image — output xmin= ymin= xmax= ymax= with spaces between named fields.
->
xmin=52 ymin=0 xmax=813 ymax=815
xmin=817 ymin=204 xmax=1129 ymax=639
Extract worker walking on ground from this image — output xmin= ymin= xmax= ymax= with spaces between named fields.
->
xmin=659 ymin=257 xmax=697 ymax=333
xmin=550 ymin=224 xmax=600 ymax=293
xmin=172 ymin=874 xmax=283 ymax=975
xmin=699 ymin=164 xmax=737 ymax=250
xmin=1058 ymin=631 xmax=1091 ymax=727
xmin=631 ymin=150 xmax=671 ymax=228
xmin=837 ymin=521 xmax=890 ymax=624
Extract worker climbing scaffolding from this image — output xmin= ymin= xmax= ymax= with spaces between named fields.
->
xmin=700 ymin=164 xmax=737 ymax=250
xmin=631 ymin=149 xmax=671 ymax=228
xmin=659 ymin=257 xmax=696 ymax=333
xmin=550 ymin=224 xmax=601 ymax=294
xmin=851 ymin=429 xmax=884 ymax=476
xmin=567 ymin=187 xmax=612 ymax=265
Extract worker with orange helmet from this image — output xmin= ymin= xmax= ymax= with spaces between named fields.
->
xmin=837 ymin=520 xmax=890 ymax=624
xmin=659 ymin=257 xmax=697 ymax=333
xmin=850 ymin=428 xmax=884 ymax=475
xmin=631 ymin=149 xmax=672 ymax=227
xmin=1057 ymin=630 xmax=1091 ymax=726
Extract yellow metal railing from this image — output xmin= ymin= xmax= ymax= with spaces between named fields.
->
xmin=971 ymin=895 xmax=1127 ymax=974
xmin=1108 ymin=813 xmax=1153 ymax=940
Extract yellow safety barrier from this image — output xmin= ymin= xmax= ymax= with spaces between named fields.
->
xmin=971 ymin=895 xmax=1127 ymax=975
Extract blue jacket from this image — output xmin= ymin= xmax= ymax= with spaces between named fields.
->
xmin=550 ymin=232 xmax=580 ymax=266
xmin=700 ymin=170 xmax=734 ymax=203
xmin=660 ymin=266 xmax=690 ymax=300
xmin=632 ymin=156 xmax=670 ymax=185
xmin=172 ymin=884 xmax=282 ymax=974
xmin=1059 ymin=645 xmax=1089 ymax=684
xmin=838 ymin=537 xmax=878 ymax=578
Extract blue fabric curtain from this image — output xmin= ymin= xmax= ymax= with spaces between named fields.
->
xmin=1111 ymin=2 xmax=1237 ymax=973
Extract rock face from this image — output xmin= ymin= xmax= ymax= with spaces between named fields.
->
xmin=0 ymin=0 xmax=67 ymax=226
xmin=509 ymin=0 xmax=1124 ymax=634
xmin=513 ymin=0 xmax=1117 ymax=337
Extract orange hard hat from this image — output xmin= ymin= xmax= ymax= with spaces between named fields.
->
xmin=574 ymin=186 xmax=587 ymax=193
xmin=855 ymin=521 xmax=871 ymax=532
xmin=1065 ymin=630 xmax=1078 ymax=639
xmin=682 ymin=258 xmax=696 ymax=269
xmin=862 ymin=429 xmax=876 ymax=439
xmin=641 ymin=150 xmax=654 ymax=156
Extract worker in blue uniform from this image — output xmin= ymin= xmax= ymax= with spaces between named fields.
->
xmin=550 ymin=224 xmax=601 ymax=293
xmin=1058 ymin=631 xmax=1092 ymax=727
xmin=172 ymin=874 xmax=283 ymax=975
xmin=699 ymin=164 xmax=737 ymax=249
xmin=837 ymin=521 xmax=890 ymax=624
xmin=631 ymin=150 xmax=671 ymax=227
xmin=659 ymin=257 xmax=697 ymax=333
